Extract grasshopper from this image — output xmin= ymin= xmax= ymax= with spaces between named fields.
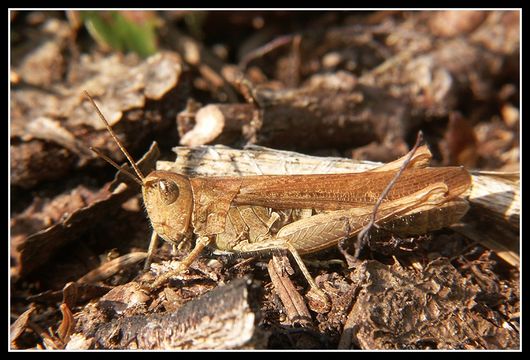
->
xmin=85 ymin=92 xmax=471 ymax=304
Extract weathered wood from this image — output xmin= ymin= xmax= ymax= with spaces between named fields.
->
xmin=177 ymin=81 xmax=409 ymax=151
xmin=91 ymin=278 xmax=267 ymax=350
xmin=267 ymin=254 xmax=313 ymax=328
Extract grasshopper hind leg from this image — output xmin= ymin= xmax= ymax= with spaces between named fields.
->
xmin=284 ymin=242 xmax=330 ymax=308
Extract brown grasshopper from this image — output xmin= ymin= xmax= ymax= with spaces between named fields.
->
xmin=85 ymin=92 xmax=471 ymax=303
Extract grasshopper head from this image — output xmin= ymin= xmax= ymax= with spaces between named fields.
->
xmin=83 ymin=92 xmax=194 ymax=247
xmin=142 ymin=171 xmax=194 ymax=246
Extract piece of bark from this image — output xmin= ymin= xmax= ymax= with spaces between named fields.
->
xmin=76 ymin=253 xmax=148 ymax=284
xmin=26 ymin=283 xmax=113 ymax=305
xmin=178 ymin=81 xmax=409 ymax=150
xmin=90 ymin=277 xmax=268 ymax=349
xmin=10 ymin=140 xmax=79 ymax=189
xmin=10 ymin=183 xmax=129 ymax=280
xmin=97 ymin=282 xmax=150 ymax=316
xmin=57 ymin=303 xmax=75 ymax=345
xmin=10 ymin=306 xmax=36 ymax=347
xmin=464 ymin=170 xmax=520 ymax=240
xmin=159 ymin=144 xmax=380 ymax=176
xmin=10 ymin=142 xmax=159 ymax=280
xmin=451 ymin=223 xmax=518 ymax=268
xmin=254 ymin=83 xmax=399 ymax=150
xmin=11 ymin=51 xmax=188 ymax=188
xmin=267 ymin=254 xmax=313 ymax=328
xmin=451 ymin=169 xmax=520 ymax=267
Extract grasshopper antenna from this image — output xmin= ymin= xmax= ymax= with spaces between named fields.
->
xmin=89 ymin=146 xmax=143 ymax=186
xmin=84 ymin=90 xmax=145 ymax=184
xmin=351 ymin=130 xmax=425 ymax=261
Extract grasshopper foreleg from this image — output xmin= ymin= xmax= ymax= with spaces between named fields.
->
xmin=149 ymin=236 xmax=212 ymax=291
xmin=144 ymin=230 xmax=160 ymax=270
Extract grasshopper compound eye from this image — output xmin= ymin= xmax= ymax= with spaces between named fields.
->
xmin=158 ymin=179 xmax=180 ymax=205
